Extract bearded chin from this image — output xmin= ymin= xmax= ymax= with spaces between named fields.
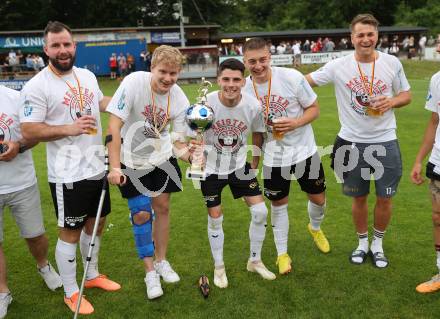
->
xmin=50 ymin=54 xmax=76 ymax=72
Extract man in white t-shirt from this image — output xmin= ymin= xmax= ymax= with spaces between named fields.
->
xmin=0 ymin=85 xmax=62 ymax=318
xmin=192 ymin=58 xmax=276 ymax=288
xmin=20 ymin=21 xmax=120 ymax=315
xmin=243 ymin=37 xmax=330 ymax=276
xmin=106 ymin=45 xmax=190 ymax=299
xmin=411 ymin=41 xmax=440 ymax=293
xmin=307 ymin=14 xmax=412 ymax=268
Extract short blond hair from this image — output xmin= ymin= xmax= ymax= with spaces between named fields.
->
xmin=151 ymin=45 xmax=183 ymax=69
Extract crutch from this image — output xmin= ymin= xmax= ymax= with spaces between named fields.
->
xmin=74 ymin=135 xmax=113 ymax=319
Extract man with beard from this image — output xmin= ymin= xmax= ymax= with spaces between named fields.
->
xmin=19 ymin=21 xmax=120 ymax=315
xmin=306 ymin=14 xmax=412 ymax=268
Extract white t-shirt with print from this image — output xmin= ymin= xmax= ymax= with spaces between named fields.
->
xmin=425 ymin=71 xmax=440 ymax=168
xmin=20 ymin=66 xmax=105 ymax=184
xmin=198 ymin=91 xmax=265 ymax=175
xmin=0 ymin=86 xmax=36 ymax=194
xmin=244 ymin=66 xmax=318 ymax=167
xmin=310 ymin=51 xmax=411 ymax=143
xmin=106 ymin=71 xmax=189 ymax=169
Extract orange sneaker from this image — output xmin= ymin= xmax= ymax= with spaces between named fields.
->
xmin=64 ymin=292 xmax=94 ymax=315
xmin=84 ymin=274 xmax=121 ymax=291
xmin=416 ymin=274 xmax=440 ymax=293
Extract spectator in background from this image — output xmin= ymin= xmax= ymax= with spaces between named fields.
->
xmin=140 ymin=51 xmax=151 ymax=72
xmin=237 ymin=43 xmax=243 ymax=56
xmin=127 ymin=53 xmax=135 ymax=74
xmin=269 ymin=42 xmax=276 ymax=54
xmin=428 ymin=35 xmax=435 ymax=47
xmin=316 ymin=38 xmax=323 ymax=52
xmin=325 ymin=38 xmax=335 ymax=52
xmin=109 ymin=53 xmax=118 ymax=79
xmin=16 ymin=50 xmax=24 ymax=65
xmin=118 ymin=53 xmax=127 ymax=78
xmin=303 ymin=39 xmax=311 ymax=52
xmin=408 ymin=35 xmax=416 ymax=59
xmin=36 ymin=55 xmax=45 ymax=70
xmin=389 ymin=42 xmax=399 ymax=57
xmin=293 ymin=41 xmax=301 ymax=68
xmin=419 ymin=35 xmax=427 ymax=60
xmin=25 ymin=54 xmax=35 ymax=71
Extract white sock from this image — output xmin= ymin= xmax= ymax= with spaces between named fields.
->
xmin=370 ymin=228 xmax=385 ymax=254
xmin=356 ymin=232 xmax=369 ymax=253
xmin=208 ymin=215 xmax=224 ymax=268
xmin=55 ymin=239 xmax=78 ymax=298
xmin=271 ymin=204 xmax=289 ymax=256
xmin=308 ymin=200 xmax=325 ymax=231
xmin=80 ymin=231 xmax=100 ymax=280
xmin=249 ymin=202 xmax=268 ymax=262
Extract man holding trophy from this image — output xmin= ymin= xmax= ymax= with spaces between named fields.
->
xmin=106 ymin=45 xmax=192 ymax=299
xmin=188 ymin=59 xmax=276 ymax=288
xmin=243 ymin=38 xmax=330 ymax=276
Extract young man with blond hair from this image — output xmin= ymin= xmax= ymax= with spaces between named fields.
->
xmin=106 ymin=45 xmax=191 ymax=299
xmin=307 ymin=14 xmax=411 ymax=268
xmin=243 ymin=37 xmax=330 ymax=276
xmin=20 ymin=21 xmax=120 ymax=315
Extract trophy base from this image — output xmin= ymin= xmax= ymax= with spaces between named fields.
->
xmin=186 ymin=169 xmax=206 ymax=181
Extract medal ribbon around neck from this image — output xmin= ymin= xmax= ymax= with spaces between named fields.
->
xmin=150 ymin=78 xmax=171 ymax=137
xmin=356 ymin=54 xmax=376 ymax=99
xmin=48 ymin=64 xmax=84 ymax=113
xmin=252 ymin=70 xmax=272 ymax=124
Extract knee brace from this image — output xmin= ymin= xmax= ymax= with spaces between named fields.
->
xmin=128 ymin=195 xmax=154 ymax=259
xmin=250 ymin=202 xmax=268 ymax=224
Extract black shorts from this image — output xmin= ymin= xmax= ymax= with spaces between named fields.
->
xmin=426 ymin=162 xmax=440 ymax=181
xmin=119 ymin=157 xmax=182 ymax=198
xmin=263 ymin=152 xmax=326 ymax=201
xmin=201 ymin=163 xmax=262 ymax=208
xmin=110 ymin=66 xmax=118 ymax=72
xmin=49 ymin=177 xmax=111 ymax=229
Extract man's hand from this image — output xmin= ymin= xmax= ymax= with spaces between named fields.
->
xmin=370 ymin=95 xmax=394 ymax=114
xmin=68 ymin=115 xmax=96 ymax=136
xmin=410 ymin=162 xmax=424 ymax=185
xmin=107 ymin=168 xmax=127 ymax=185
xmin=272 ymin=117 xmax=300 ymax=133
xmin=0 ymin=141 xmax=19 ymax=162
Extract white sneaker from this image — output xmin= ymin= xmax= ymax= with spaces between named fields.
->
xmin=38 ymin=262 xmax=63 ymax=291
xmin=214 ymin=265 xmax=228 ymax=288
xmin=144 ymin=271 xmax=163 ymax=300
xmin=246 ymin=260 xmax=276 ymax=280
xmin=37 ymin=263 xmax=63 ymax=291
xmin=154 ymin=260 xmax=180 ymax=283
xmin=0 ymin=293 xmax=12 ymax=319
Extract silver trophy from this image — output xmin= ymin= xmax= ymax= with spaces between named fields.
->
xmin=186 ymin=78 xmax=214 ymax=180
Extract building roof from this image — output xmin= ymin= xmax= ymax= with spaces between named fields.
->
xmin=216 ymin=26 xmax=428 ymax=40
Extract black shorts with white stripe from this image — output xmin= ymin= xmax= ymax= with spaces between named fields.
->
xmin=49 ymin=177 xmax=111 ymax=229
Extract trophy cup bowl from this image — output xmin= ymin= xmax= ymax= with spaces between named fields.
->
xmin=186 ymin=102 xmax=214 ymax=180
